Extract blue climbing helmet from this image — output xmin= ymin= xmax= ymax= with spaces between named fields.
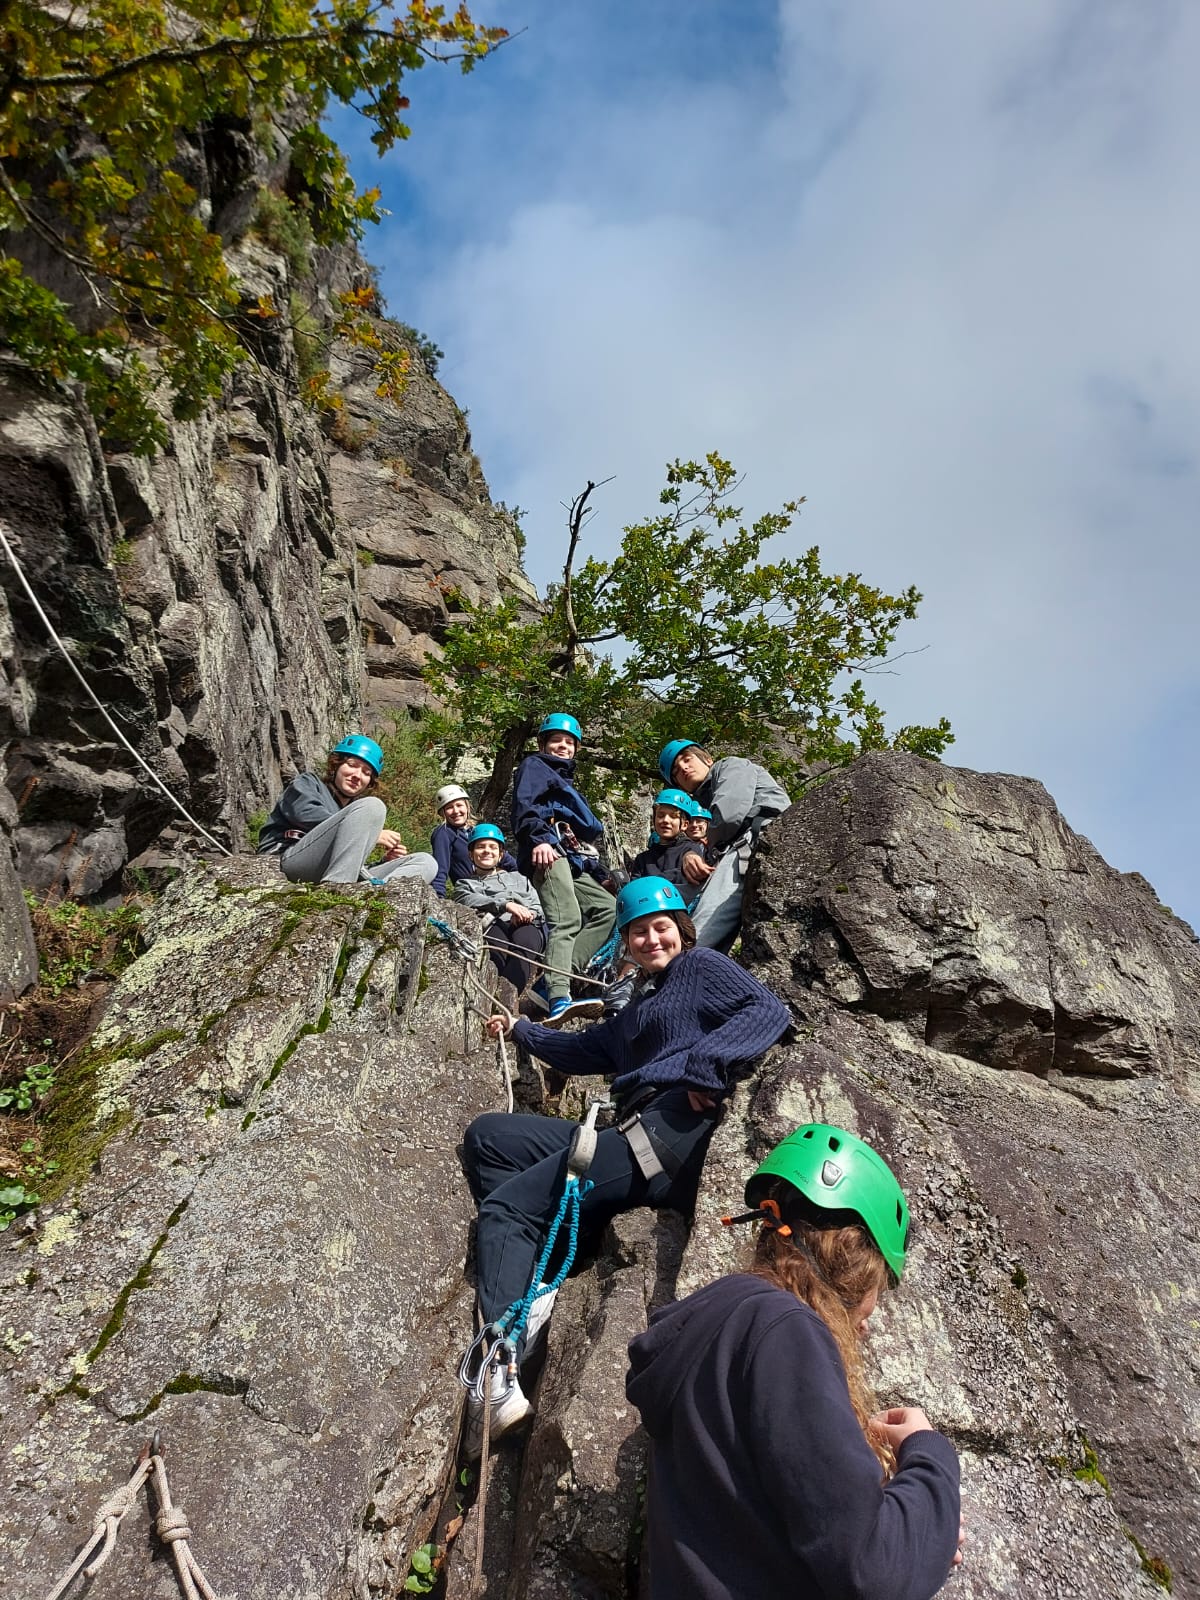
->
xmin=615 ymin=876 xmax=687 ymax=931
xmin=331 ymin=734 xmax=384 ymax=776
xmin=653 ymin=787 xmax=697 ymax=817
xmin=692 ymin=805 xmax=713 ymax=821
xmin=538 ymin=713 xmax=583 ymax=745
xmin=468 ymin=823 xmax=506 ymax=848
xmin=745 ymin=1124 xmax=910 ymax=1282
xmin=658 ymin=739 xmax=701 ymax=783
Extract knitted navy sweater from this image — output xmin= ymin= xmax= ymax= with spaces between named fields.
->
xmin=510 ymin=946 xmax=790 ymax=1100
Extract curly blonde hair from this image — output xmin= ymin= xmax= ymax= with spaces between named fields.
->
xmin=751 ymin=1222 xmax=894 ymax=1476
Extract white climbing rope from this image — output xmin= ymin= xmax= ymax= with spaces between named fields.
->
xmin=0 ymin=516 xmax=231 ymax=857
xmin=42 ymin=1442 xmax=219 ymax=1600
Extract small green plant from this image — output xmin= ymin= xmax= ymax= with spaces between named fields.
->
xmin=373 ymin=715 xmax=445 ymax=848
xmin=356 ymin=548 xmax=376 ymax=566
xmin=495 ymin=500 xmax=527 ymax=554
xmin=252 ymin=188 xmax=317 ymax=283
xmin=110 ymin=538 xmax=136 ymax=568
xmin=1074 ymin=1440 xmax=1110 ymax=1492
xmin=394 ymin=323 xmax=444 ymax=376
xmin=25 ymin=897 xmax=143 ymax=995
xmin=0 ymin=1059 xmax=55 ymax=1111
xmin=244 ymin=810 xmax=269 ymax=850
xmin=0 ymin=1182 xmax=38 ymax=1232
xmin=403 ymin=1544 xmax=441 ymax=1594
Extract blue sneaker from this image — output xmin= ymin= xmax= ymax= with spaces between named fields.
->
xmin=544 ymin=996 xmax=605 ymax=1029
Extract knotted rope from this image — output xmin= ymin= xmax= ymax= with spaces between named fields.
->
xmin=43 ymin=1440 xmax=218 ymax=1600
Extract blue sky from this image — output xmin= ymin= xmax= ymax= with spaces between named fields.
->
xmin=331 ymin=0 xmax=1200 ymax=930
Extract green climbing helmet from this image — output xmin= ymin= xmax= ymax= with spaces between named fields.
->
xmin=745 ymin=1123 xmax=910 ymax=1280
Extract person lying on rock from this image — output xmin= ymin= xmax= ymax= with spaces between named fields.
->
xmin=453 ymin=824 xmax=547 ymax=997
xmin=658 ymin=739 xmax=791 ymax=951
xmin=256 ymin=734 xmax=438 ymax=888
xmin=626 ymin=1123 xmax=964 ymax=1600
xmin=462 ymin=876 xmax=791 ymax=1456
xmin=511 ymin=712 xmax=616 ymax=1026
xmin=429 ymin=782 xmax=517 ymax=899
xmin=603 ymin=789 xmax=706 ymax=1016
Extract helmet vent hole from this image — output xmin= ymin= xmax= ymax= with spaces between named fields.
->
xmin=828 ymin=1136 xmax=841 ymax=1151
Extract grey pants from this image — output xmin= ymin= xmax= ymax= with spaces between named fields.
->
xmin=535 ymin=857 xmax=616 ymax=1002
xmin=281 ymin=797 xmax=437 ymax=887
xmin=689 ymin=826 xmax=765 ymax=951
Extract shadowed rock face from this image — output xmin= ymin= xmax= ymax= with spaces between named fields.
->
xmin=0 ymin=861 xmax=501 ymax=1598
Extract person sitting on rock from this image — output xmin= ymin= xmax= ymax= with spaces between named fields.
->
xmin=626 ymin=1123 xmax=964 ymax=1600
xmin=628 ymin=789 xmax=705 ymax=892
xmin=685 ymin=803 xmax=718 ymax=862
xmin=256 ymin=734 xmax=438 ymax=888
xmin=658 ymin=739 xmax=791 ymax=951
xmin=429 ymin=783 xmax=516 ymax=899
xmin=463 ymin=876 xmax=791 ymax=1455
xmin=603 ymin=789 xmax=706 ymax=1016
xmin=454 ymin=824 xmax=547 ymax=997
xmin=511 ymin=713 xmax=616 ymax=1026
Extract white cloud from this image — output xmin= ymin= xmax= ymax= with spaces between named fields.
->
xmin=376 ymin=0 xmax=1200 ymax=924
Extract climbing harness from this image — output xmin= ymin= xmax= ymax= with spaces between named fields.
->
xmin=0 ymin=517 xmax=231 ymax=859
xmin=41 ymin=1433 xmax=218 ymax=1600
xmin=460 ymin=1096 xmax=606 ymax=1597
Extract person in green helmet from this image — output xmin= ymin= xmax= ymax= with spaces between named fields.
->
xmin=256 ymin=735 xmax=438 ymax=887
xmin=626 ymin=1123 xmax=963 ymax=1600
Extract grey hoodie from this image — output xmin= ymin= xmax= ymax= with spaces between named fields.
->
xmin=695 ymin=757 xmax=790 ymax=849
xmin=454 ymin=868 xmax=543 ymax=920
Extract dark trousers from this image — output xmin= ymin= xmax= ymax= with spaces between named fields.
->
xmin=463 ymin=1088 xmax=719 ymax=1342
xmin=485 ymin=917 xmax=546 ymax=993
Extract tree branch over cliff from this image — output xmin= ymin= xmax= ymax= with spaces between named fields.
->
xmin=0 ymin=0 xmax=506 ymax=451
xmin=423 ymin=453 xmax=954 ymax=802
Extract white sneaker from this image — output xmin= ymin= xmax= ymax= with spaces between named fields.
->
xmin=463 ymin=1367 xmax=534 ymax=1460
xmin=524 ymin=1285 xmax=559 ymax=1353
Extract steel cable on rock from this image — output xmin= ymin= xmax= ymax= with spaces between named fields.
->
xmin=0 ymin=516 xmax=230 ymax=857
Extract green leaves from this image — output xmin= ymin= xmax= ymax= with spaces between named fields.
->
xmin=0 ymin=0 xmax=505 ymax=452
xmin=424 ymin=455 xmax=953 ymax=799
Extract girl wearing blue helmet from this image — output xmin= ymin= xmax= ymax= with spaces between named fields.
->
xmin=461 ymin=877 xmax=791 ymax=1453
xmin=256 ymin=734 xmax=438 ymax=887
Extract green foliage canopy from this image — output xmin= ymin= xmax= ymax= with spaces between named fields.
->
xmin=425 ymin=453 xmax=953 ymax=803
xmin=0 ymin=0 xmax=503 ymax=451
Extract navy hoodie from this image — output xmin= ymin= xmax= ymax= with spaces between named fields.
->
xmin=511 ymin=750 xmax=607 ymax=881
xmin=626 ymin=1274 xmax=960 ymax=1600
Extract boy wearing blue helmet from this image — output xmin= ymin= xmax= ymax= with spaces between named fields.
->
xmin=658 ymin=740 xmax=790 ymax=950
xmin=628 ymin=789 xmax=704 ymax=892
xmin=462 ymin=877 xmax=790 ymax=1453
xmin=257 ymin=734 xmax=438 ymax=887
xmin=511 ymin=714 xmax=616 ymax=1024
xmin=455 ymin=823 xmax=547 ymax=995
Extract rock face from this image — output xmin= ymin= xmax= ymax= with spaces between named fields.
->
xmin=0 ymin=322 xmax=362 ymax=896
xmin=4 ymin=753 xmax=1200 ymax=1598
xmin=326 ymin=337 xmax=537 ymax=716
xmin=0 ymin=860 xmax=501 ymax=1598
xmin=745 ymin=752 xmax=1200 ymax=1084
xmin=0 ymin=783 xmax=36 ymax=1000
xmin=1 ymin=136 xmax=537 ymax=899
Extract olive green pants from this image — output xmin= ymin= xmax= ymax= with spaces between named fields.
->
xmin=535 ymin=858 xmax=616 ymax=1002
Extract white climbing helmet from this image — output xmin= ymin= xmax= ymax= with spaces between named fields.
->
xmin=436 ymin=784 xmax=470 ymax=813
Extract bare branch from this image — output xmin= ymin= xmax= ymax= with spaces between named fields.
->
xmin=560 ymin=474 xmax=614 ymax=675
